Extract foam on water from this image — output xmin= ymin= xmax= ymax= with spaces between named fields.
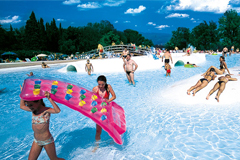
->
xmin=0 ymin=54 xmax=240 ymax=159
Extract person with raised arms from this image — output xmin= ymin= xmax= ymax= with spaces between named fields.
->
xmin=20 ymin=87 xmax=64 ymax=160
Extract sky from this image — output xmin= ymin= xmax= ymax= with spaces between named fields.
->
xmin=1 ymin=0 xmax=240 ymax=35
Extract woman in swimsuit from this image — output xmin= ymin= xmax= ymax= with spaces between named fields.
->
xmin=20 ymin=89 xmax=64 ymax=160
xmin=206 ymin=74 xmax=237 ymax=102
xmin=202 ymin=56 xmax=231 ymax=75
xmin=92 ymin=75 xmax=116 ymax=149
xmin=187 ymin=68 xmax=216 ymax=96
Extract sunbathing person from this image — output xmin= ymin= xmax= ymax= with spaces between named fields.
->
xmin=206 ymin=74 xmax=237 ymax=102
xmin=202 ymin=56 xmax=231 ymax=75
xmin=187 ymin=68 xmax=216 ymax=96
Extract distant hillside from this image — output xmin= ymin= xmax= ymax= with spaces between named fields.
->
xmin=141 ymin=32 xmax=172 ymax=45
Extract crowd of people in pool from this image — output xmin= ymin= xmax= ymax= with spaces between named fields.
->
xmin=18 ymin=47 xmax=239 ymax=159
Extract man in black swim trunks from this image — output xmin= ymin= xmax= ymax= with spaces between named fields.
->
xmin=123 ymin=54 xmax=138 ymax=86
xmin=162 ymin=51 xmax=173 ymax=67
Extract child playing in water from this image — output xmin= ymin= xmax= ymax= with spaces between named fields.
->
xmin=20 ymin=87 xmax=64 ymax=160
xmin=27 ymin=72 xmax=34 ymax=77
xmin=165 ymin=63 xmax=171 ymax=77
xmin=85 ymin=59 xmax=94 ymax=75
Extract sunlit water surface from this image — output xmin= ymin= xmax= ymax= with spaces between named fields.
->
xmin=0 ymin=54 xmax=240 ymax=160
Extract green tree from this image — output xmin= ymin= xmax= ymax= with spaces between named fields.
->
xmin=166 ymin=27 xmax=190 ymax=50
xmin=38 ymin=18 xmax=47 ymax=50
xmin=14 ymin=26 xmax=25 ymax=50
xmin=0 ymin=24 xmax=8 ymax=50
xmin=218 ymin=9 xmax=240 ymax=48
xmin=99 ymin=31 xmax=120 ymax=46
xmin=59 ymin=39 xmax=76 ymax=54
xmin=190 ymin=21 xmax=219 ymax=50
xmin=25 ymin=11 xmax=40 ymax=50
xmin=124 ymin=29 xmax=145 ymax=45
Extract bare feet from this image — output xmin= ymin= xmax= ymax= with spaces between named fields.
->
xmin=187 ymin=90 xmax=190 ymax=95
xmin=192 ymin=91 xmax=196 ymax=96
xmin=92 ymin=143 xmax=99 ymax=153
xmin=215 ymin=96 xmax=219 ymax=102
xmin=206 ymin=94 xmax=210 ymax=100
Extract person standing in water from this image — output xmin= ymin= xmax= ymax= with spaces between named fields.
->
xmin=123 ymin=54 xmax=138 ymax=86
xmin=222 ymin=47 xmax=228 ymax=57
xmin=206 ymin=74 xmax=237 ymax=102
xmin=162 ymin=51 xmax=173 ymax=67
xmin=121 ymin=47 xmax=129 ymax=61
xmin=231 ymin=45 xmax=234 ymax=56
xmin=92 ymin=75 xmax=116 ymax=151
xmin=165 ymin=63 xmax=171 ymax=77
xmin=85 ymin=59 xmax=94 ymax=75
xmin=20 ymin=89 xmax=64 ymax=160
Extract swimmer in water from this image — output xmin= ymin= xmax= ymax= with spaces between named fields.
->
xmin=206 ymin=74 xmax=237 ymax=102
xmin=85 ymin=59 xmax=94 ymax=75
xmin=27 ymin=72 xmax=34 ymax=77
xmin=187 ymin=68 xmax=216 ymax=96
xmin=123 ymin=54 xmax=138 ymax=86
xmin=42 ymin=62 xmax=50 ymax=68
xmin=186 ymin=62 xmax=199 ymax=67
xmin=92 ymin=75 xmax=116 ymax=152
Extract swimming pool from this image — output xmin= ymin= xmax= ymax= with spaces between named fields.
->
xmin=0 ymin=54 xmax=240 ymax=159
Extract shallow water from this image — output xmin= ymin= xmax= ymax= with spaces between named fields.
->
xmin=0 ymin=54 xmax=240 ymax=160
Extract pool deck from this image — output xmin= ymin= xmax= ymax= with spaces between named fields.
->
xmin=0 ymin=59 xmax=83 ymax=69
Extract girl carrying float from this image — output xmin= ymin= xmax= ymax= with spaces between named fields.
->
xmin=19 ymin=76 xmax=126 ymax=152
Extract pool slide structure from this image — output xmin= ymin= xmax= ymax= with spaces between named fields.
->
xmin=20 ymin=77 xmax=126 ymax=145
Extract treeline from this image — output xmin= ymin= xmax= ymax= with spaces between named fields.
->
xmin=0 ymin=11 xmax=153 ymax=59
xmin=165 ymin=9 xmax=240 ymax=51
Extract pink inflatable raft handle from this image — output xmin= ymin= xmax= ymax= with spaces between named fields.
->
xmin=20 ymin=77 xmax=126 ymax=145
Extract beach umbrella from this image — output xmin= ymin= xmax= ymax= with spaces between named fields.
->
xmin=37 ymin=54 xmax=48 ymax=57
xmin=2 ymin=52 xmax=17 ymax=56
xmin=1 ymin=52 xmax=17 ymax=59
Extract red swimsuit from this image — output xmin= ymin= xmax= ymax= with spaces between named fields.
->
xmin=97 ymin=89 xmax=109 ymax=99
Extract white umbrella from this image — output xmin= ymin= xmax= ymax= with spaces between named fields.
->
xmin=37 ymin=54 xmax=48 ymax=57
